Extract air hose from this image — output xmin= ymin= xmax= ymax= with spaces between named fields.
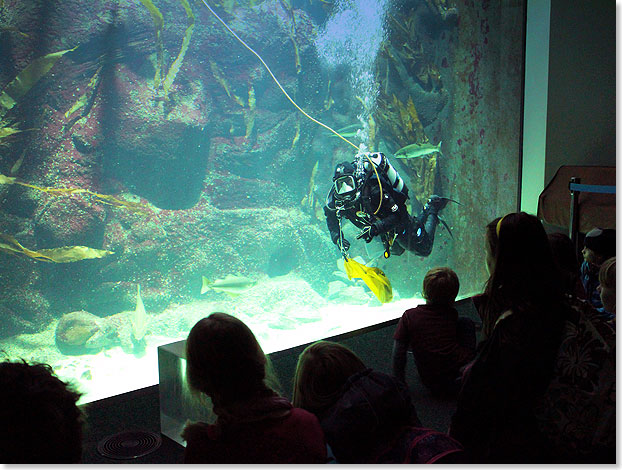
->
xmin=199 ymin=0 xmax=383 ymax=214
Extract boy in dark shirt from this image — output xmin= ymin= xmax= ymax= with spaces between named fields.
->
xmin=392 ymin=267 xmax=476 ymax=397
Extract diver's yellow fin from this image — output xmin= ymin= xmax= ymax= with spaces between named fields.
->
xmin=200 ymin=276 xmax=211 ymax=295
xmin=344 ymin=257 xmax=393 ymax=303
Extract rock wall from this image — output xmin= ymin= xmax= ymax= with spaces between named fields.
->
xmin=0 ymin=0 xmax=525 ymax=338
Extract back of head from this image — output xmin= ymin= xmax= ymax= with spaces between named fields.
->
xmin=484 ymin=212 xmax=563 ymax=333
xmin=584 ymin=227 xmax=616 ymax=261
xmin=0 ymin=360 xmax=83 ymax=463
xmin=185 ymin=313 xmax=269 ymax=404
xmin=423 ymin=267 xmax=459 ymax=305
xmin=599 ymin=256 xmax=616 ymax=289
xmin=292 ymin=341 xmax=366 ymax=416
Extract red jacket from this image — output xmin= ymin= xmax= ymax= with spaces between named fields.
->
xmin=183 ymin=407 xmax=327 ymax=463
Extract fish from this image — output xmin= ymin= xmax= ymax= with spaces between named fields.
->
xmin=327 ymin=123 xmax=362 ymax=138
xmin=201 ymin=274 xmax=256 ymax=296
xmin=394 ymin=141 xmax=443 ymax=159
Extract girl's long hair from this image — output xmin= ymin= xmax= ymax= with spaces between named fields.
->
xmin=482 ymin=212 xmax=564 ymax=337
xmin=185 ymin=313 xmax=279 ymax=406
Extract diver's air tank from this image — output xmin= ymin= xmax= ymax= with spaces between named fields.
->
xmin=366 ymin=152 xmax=407 ymax=196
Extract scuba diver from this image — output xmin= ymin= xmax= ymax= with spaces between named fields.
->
xmin=324 ymin=150 xmax=455 ymax=258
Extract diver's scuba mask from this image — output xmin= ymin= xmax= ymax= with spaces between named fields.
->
xmin=333 ymin=175 xmax=359 ymax=209
xmin=334 ymin=175 xmax=356 ymax=196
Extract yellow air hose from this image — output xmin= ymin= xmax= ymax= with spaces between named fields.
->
xmin=199 ymin=0 xmax=383 ymax=214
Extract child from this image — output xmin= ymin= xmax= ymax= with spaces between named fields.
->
xmin=292 ymin=341 xmax=464 ymax=464
xmin=581 ymin=228 xmax=616 ymax=309
xmin=598 ymin=256 xmax=616 ymax=320
xmin=181 ymin=313 xmax=327 ymax=463
xmin=0 ymin=360 xmax=83 ymax=463
xmin=392 ymin=267 xmax=475 ymax=397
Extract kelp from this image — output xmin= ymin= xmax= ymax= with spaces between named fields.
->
xmin=0 ymin=47 xmax=77 ymax=120
xmin=10 ymin=149 xmax=26 ymax=175
xmin=290 ymin=118 xmax=300 ymax=149
xmin=161 ymin=0 xmax=195 ymax=98
xmin=374 ymin=93 xmax=426 ymax=149
xmin=0 ymin=26 xmax=29 ymax=38
xmin=280 ymin=0 xmax=301 ymax=73
xmin=0 ymin=126 xmax=24 ymax=139
xmin=244 ymin=85 xmax=256 ymax=138
xmin=0 ymin=174 xmax=150 ymax=213
xmin=64 ymin=66 xmax=102 ymax=120
xmin=323 ymin=79 xmax=334 ymax=110
xmin=0 ymin=233 xmax=114 ymax=263
xmin=300 ymin=160 xmax=318 ymax=210
xmin=210 ymin=60 xmax=244 ymax=106
xmin=139 ymin=0 xmax=195 ymax=97
xmin=139 ymin=0 xmax=165 ymax=88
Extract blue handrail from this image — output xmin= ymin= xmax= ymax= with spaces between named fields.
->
xmin=569 ymin=183 xmax=616 ymax=194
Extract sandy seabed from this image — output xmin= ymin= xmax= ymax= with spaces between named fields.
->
xmin=0 ymin=273 xmax=423 ymax=404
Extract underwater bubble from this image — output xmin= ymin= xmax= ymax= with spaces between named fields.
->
xmin=315 ymin=0 xmax=391 ymax=128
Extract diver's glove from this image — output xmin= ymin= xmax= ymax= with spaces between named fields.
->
xmin=357 ymin=223 xmax=378 ymax=243
xmin=333 ymin=234 xmax=350 ymax=252
xmin=339 ymin=238 xmax=351 ymax=252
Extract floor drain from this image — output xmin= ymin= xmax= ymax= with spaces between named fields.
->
xmin=97 ymin=430 xmax=162 ymax=460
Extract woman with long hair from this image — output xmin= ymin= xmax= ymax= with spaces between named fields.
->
xmin=182 ymin=313 xmax=327 ymax=463
xmin=450 ymin=212 xmax=566 ymax=462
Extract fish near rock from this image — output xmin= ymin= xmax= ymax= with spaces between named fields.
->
xmin=201 ymin=274 xmax=257 ymax=296
xmin=394 ymin=141 xmax=443 ymax=159
xmin=55 ymin=310 xmax=115 ymax=355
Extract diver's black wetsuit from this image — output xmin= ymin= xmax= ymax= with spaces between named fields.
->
xmin=324 ymin=170 xmax=437 ymax=257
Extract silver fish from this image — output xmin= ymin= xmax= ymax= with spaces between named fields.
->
xmin=201 ymin=274 xmax=256 ymax=295
xmin=394 ymin=141 xmax=443 ymax=159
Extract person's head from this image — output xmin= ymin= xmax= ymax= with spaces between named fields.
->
xmin=483 ymin=212 xmax=562 ymax=334
xmin=582 ymin=228 xmax=616 ymax=267
xmin=0 ymin=360 xmax=83 ymax=463
xmin=598 ymin=257 xmax=616 ymax=313
xmin=292 ymin=341 xmax=366 ymax=416
xmin=332 ymin=161 xmax=360 ymax=209
xmin=185 ymin=313 xmax=276 ymax=406
xmin=423 ymin=267 xmax=459 ymax=306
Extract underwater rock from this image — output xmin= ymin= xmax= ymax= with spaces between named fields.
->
xmin=265 ymin=243 xmax=300 ymax=277
xmin=101 ymin=64 xmax=211 ymax=210
xmin=34 ymin=197 xmax=107 ymax=248
xmin=55 ymin=310 xmax=115 ymax=355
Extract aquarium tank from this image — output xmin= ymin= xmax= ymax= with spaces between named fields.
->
xmin=0 ymin=0 xmax=525 ymax=403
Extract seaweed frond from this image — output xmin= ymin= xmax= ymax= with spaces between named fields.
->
xmin=0 ymin=174 xmax=151 ymax=213
xmin=300 ymin=160 xmax=319 ymax=213
xmin=10 ymin=149 xmax=26 ymax=175
xmin=161 ymin=0 xmax=195 ymax=98
xmin=0 ymin=233 xmax=114 ymax=263
xmin=290 ymin=118 xmax=300 ymax=149
xmin=210 ymin=60 xmax=244 ymax=106
xmin=64 ymin=66 xmax=102 ymax=120
xmin=244 ymin=85 xmax=255 ymax=138
xmin=0 ymin=47 xmax=77 ymax=120
xmin=139 ymin=0 xmax=165 ymax=88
